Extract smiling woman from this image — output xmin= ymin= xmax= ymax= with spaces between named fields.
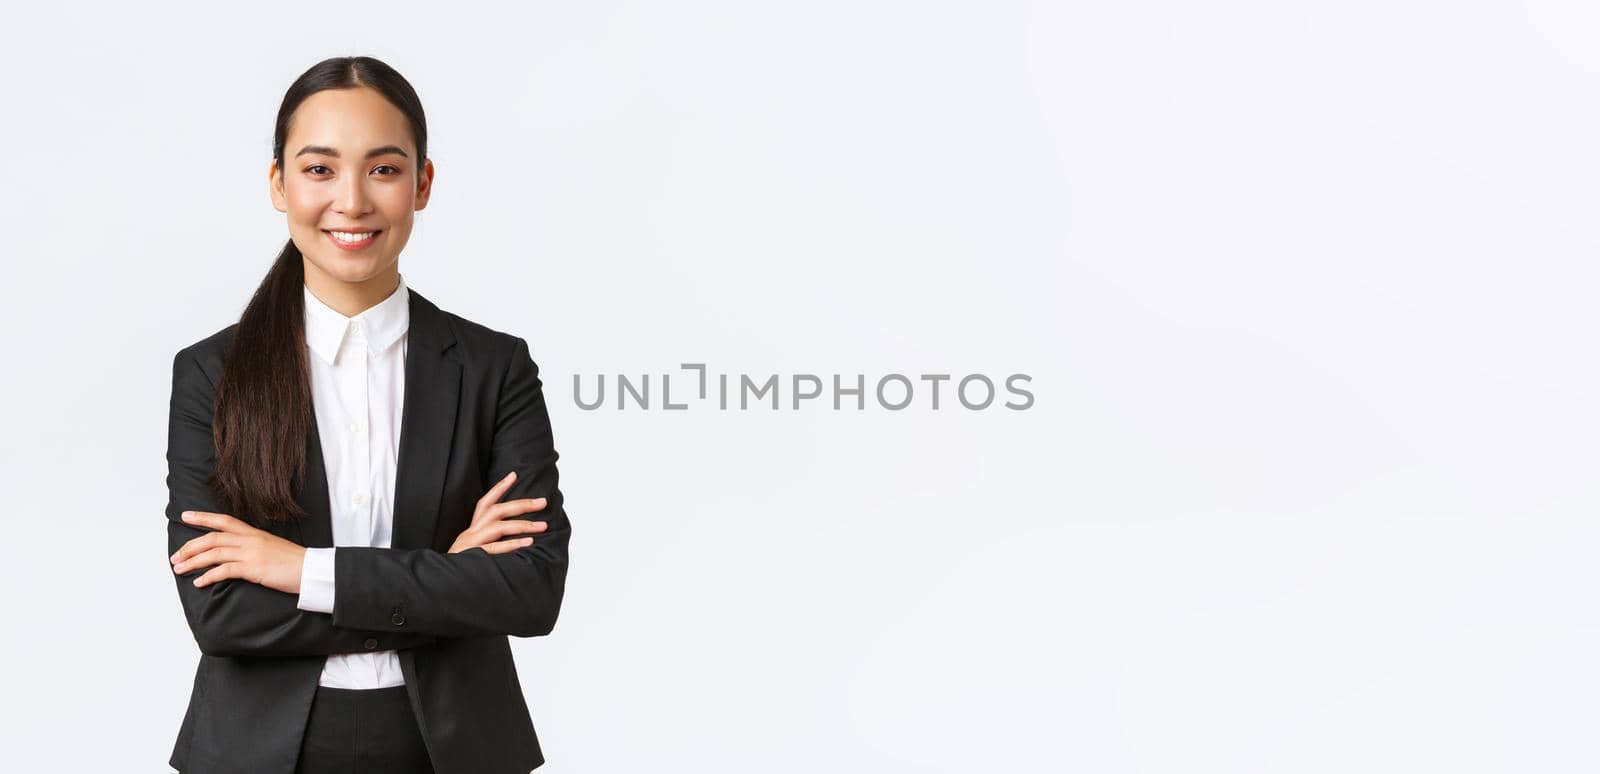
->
xmin=164 ymin=56 xmax=571 ymax=774
xmin=270 ymin=85 xmax=430 ymax=297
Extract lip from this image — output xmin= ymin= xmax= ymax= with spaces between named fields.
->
xmin=322 ymin=228 xmax=381 ymax=251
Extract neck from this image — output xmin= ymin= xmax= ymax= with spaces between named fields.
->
xmin=302 ymin=261 xmax=402 ymax=317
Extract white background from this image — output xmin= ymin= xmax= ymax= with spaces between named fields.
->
xmin=2 ymin=1 xmax=1597 ymax=771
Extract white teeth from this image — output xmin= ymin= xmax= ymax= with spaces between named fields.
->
xmin=328 ymin=231 xmax=376 ymax=243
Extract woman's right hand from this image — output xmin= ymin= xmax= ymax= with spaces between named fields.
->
xmin=448 ymin=470 xmax=550 ymax=555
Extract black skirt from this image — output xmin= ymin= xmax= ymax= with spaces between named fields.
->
xmin=295 ymin=685 xmax=434 ymax=774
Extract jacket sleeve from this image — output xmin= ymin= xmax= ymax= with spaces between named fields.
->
xmin=329 ymin=336 xmax=572 ymax=639
xmin=166 ymin=347 xmax=440 ymax=658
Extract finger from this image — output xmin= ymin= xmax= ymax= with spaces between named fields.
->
xmin=486 ymin=498 xmax=547 ymax=522
xmin=477 ymin=537 xmax=535 ymax=555
xmin=474 ymin=471 xmax=519 ymax=514
xmin=193 ymin=563 xmax=237 ymax=588
xmin=171 ymin=533 xmax=217 ymax=563
xmin=172 ymin=532 xmax=241 ymax=564
xmin=488 ymin=520 xmax=548 ymax=540
xmin=176 ymin=543 xmax=241 ymax=575
xmin=181 ymin=511 xmax=254 ymax=534
xmin=174 ymin=546 xmax=239 ymax=575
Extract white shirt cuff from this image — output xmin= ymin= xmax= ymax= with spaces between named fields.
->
xmin=297 ymin=547 xmax=337 ymax=614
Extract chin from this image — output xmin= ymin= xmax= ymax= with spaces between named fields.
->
xmin=308 ymin=255 xmax=391 ymax=283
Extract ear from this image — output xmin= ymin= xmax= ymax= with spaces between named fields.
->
xmin=413 ymin=158 xmax=435 ymax=211
xmin=268 ymin=159 xmax=288 ymax=213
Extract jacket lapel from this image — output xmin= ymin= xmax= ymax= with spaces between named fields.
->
xmin=391 ymin=288 xmax=460 ymax=550
xmin=293 ymin=287 xmax=460 ymax=551
xmin=297 ymin=418 xmax=334 ymax=547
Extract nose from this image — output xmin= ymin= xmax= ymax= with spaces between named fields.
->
xmin=332 ymin=170 xmax=372 ymax=216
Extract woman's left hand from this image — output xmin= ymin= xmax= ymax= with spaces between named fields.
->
xmin=171 ymin=511 xmax=306 ymax=593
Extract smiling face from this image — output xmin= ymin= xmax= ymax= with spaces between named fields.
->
xmin=269 ymin=86 xmax=434 ymax=294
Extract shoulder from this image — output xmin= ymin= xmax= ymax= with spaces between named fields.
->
xmin=441 ymin=309 xmax=525 ymax=356
xmin=429 ymin=305 xmax=551 ymax=400
xmin=419 ymin=297 xmax=556 ymax=399
xmin=172 ymin=323 xmax=238 ymax=385
xmin=435 ymin=308 xmax=548 ymax=390
xmin=423 ymin=293 xmax=539 ymax=371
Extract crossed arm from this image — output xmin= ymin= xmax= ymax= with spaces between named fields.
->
xmin=165 ymin=338 xmax=572 ymax=658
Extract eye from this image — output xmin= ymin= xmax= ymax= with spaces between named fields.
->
xmin=304 ymin=164 xmax=332 ymax=175
xmin=373 ymin=164 xmax=401 ymax=176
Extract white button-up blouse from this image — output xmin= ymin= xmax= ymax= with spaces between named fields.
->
xmin=295 ymin=275 xmax=410 ymax=689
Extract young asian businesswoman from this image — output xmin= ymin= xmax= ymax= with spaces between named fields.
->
xmin=165 ymin=274 xmax=571 ymax=774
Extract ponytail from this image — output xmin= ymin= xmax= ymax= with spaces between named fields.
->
xmin=208 ymin=239 xmax=313 ymax=524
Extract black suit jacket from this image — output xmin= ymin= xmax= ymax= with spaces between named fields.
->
xmin=165 ymin=288 xmax=571 ymax=774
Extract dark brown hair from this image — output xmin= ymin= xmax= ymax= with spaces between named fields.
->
xmin=208 ymin=56 xmax=428 ymax=524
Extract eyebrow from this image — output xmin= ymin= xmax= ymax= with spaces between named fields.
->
xmin=294 ymin=144 xmax=410 ymax=159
